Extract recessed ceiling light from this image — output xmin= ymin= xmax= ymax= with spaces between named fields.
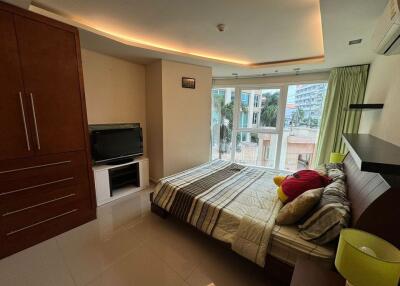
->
xmin=217 ymin=24 xmax=226 ymax=32
xmin=349 ymin=39 xmax=362 ymax=45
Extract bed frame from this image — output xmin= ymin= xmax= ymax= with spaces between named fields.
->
xmin=150 ymin=152 xmax=400 ymax=284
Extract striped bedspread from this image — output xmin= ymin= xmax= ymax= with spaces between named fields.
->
xmin=153 ymin=160 xmax=287 ymax=267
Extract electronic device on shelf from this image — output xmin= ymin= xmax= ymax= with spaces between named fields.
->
xmin=89 ymin=123 xmax=143 ymax=165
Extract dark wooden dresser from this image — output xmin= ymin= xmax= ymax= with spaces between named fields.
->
xmin=0 ymin=2 xmax=96 ymax=258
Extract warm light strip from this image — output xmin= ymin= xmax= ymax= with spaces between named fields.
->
xmin=29 ymin=3 xmax=250 ymax=66
xmin=29 ymin=3 xmax=324 ymax=68
xmin=84 ymin=24 xmax=251 ymax=65
xmin=249 ymin=55 xmax=325 ymax=68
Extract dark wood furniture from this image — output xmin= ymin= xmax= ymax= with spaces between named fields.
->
xmin=343 ymin=133 xmax=400 ymax=174
xmin=343 ymin=134 xmax=400 ymax=249
xmin=290 ymin=258 xmax=345 ymax=286
xmin=348 ymin=103 xmax=384 ymax=110
xmin=0 ymin=2 xmax=96 ymax=258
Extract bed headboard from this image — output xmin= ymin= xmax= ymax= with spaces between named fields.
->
xmin=344 ymin=153 xmax=400 ymax=248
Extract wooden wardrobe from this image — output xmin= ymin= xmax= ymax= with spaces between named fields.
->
xmin=0 ymin=2 xmax=96 ymax=258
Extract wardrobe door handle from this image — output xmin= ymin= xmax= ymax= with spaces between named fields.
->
xmin=18 ymin=92 xmax=31 ymax=151
xmin=29 ymin=93 xmax=41 ymax=150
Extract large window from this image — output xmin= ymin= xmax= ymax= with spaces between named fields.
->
xmin=211 ymin=88 xmax=235 ymax=160
xmin=279 ymin=83 xmax=328 ymax=171
xmin=211 ymin=83 xmax=328 ymax=171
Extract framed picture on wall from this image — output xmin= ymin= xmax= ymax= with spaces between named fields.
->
xmin=182 ymin=77 xmax=196 ymax=89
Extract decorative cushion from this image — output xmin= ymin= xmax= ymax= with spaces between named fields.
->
xmin=276 ymin=188 xmax=323 ymax=225
xmin=326 ymin=162 xmax=344 ymax=171
xmin=274 ymin=170 xmax=331 ymax=203
xmin=299 ymin=179 xmax=350 ymax=244
xmin=326 ymin=163 xmax=345 ymax=181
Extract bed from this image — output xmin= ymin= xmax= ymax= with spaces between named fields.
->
xmin=150 ymin=151 xmax=400 ymax=282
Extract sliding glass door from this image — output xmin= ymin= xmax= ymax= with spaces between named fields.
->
xmin=211 ymin=83 xmax=328 ymax=171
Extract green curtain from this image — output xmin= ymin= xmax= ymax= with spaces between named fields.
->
xmin=315 ymin=65 xmax=369 ymax=166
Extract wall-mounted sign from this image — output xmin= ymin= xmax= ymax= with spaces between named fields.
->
xmin=182 ymin=77 xmax=196 ymax=89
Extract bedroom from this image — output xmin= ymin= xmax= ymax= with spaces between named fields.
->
xmin=0 ymin=0 xmax=399 ymax=285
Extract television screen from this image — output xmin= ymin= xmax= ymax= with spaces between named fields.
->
xmin=91 ymin=127 xmax=143 ymax=163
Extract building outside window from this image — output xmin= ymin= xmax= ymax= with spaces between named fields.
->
xmin=254 ymin=95 xmax=260 ymax=107
xmin=252 ymin=112 xmax=258 ymax=124
xmin=211 ymin=83 xmax=328 ymax=171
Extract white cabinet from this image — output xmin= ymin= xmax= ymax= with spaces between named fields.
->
xmin=93 ymin=157 xmax=149 ymax=206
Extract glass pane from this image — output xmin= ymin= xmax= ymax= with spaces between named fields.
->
xmin=240 ymin=89 xmax=280 ymax=129
xmin=234 ymin=132 xmax=278 ymax=168
xmin=279 ymin=83 xmax=328 ymax=171
xmin=211 ymin=88 xmax=235 ymax=160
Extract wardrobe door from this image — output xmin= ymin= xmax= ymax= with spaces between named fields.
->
xmin=14 ymin=15 xmax=86 ymax=155
xmin=0 ymin=10 xmax=34 ymax=160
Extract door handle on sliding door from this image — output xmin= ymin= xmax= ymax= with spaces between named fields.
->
xmin=18 ymin=92 xmax=31 ymax=151
xmin=29 ymin=93 xmax=41 ymax=150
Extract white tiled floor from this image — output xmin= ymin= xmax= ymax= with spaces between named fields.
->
xmin=0 ymin=189 xmax=277 ymax=286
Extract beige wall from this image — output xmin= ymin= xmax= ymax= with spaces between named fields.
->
xmin=145 ymin=61 xmax=164 ymax=180
xmin=81 ymin=49 xmax=147 ymax=153
xmin=145 ymin=60 xmax=212 ymax=180
xmin=162 ymin=60 xmax=212 ymax=176
xmin=359 ymin=54 xmax=400 ymax=146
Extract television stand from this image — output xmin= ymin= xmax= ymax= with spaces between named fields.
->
xmin=92 ymin=157 xmax=149 ymax=206
xmin=106 ymin=157 xmax=134 ymax=165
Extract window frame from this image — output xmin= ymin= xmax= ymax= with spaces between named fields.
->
xmin=211 ymin=80 xmax=328 ymax=170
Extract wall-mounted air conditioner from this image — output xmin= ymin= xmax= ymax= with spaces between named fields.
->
xmin=372 ymin=0 xmax=400 ymax=55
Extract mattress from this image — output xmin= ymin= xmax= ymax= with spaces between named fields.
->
xmin=152 ymin=159 xmax=336 ymax=268
xmin=269 ymin=225 xmax=336 ymax=268
xmin=153 ymin=160 xmax=286 ymax=267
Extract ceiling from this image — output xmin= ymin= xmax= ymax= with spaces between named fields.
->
xmin=26 ymin=0 xmax=387 ymax=77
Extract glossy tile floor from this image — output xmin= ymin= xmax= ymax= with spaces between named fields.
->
xmin=0 ymin=188 xmax=278 ymax=286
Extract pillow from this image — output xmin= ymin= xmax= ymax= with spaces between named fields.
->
xmin=298 ymin=179 xmax=350 ymax=244
xmin=276 ymin=188 xmax=323 ymax=225
xmin=326 ymin=163 xmax=345 ymax=181
xmin=326 ymin=162 xmax=344 ymax=171
xmin=274 ymin=170 xmax=331 ymax=203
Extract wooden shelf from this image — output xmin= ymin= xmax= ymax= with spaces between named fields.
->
xmin=348 ymin=103 xmax=384 ymax=110
xmin=342 ymin=133 xmax=400 ymax=174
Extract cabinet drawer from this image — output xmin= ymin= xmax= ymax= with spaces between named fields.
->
xmin=1 ymin=187 xmax=91 ymax=235
xmin=0 ymin=151 xmax=89 ymax=195
xmin=0 ymin=198 xmax=95 ymax=258
xmin=0 ymin=182 xmax=91 ymax=217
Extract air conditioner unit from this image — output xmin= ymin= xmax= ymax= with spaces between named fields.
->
xmin=372 ymin=0 xmax=400 ymax=55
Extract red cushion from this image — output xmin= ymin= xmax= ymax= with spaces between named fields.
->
xmin=281 ymin=170 xmax=331 ymax=202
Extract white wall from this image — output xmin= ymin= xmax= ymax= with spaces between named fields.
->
xmin=359 ymin=54 xmax=400 ymax=146
xmin=81 ymin=49 xmax=147 ymax=153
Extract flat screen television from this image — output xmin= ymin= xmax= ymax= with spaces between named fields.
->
xmin=90 ymin=125 xmax=143 ymax=164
